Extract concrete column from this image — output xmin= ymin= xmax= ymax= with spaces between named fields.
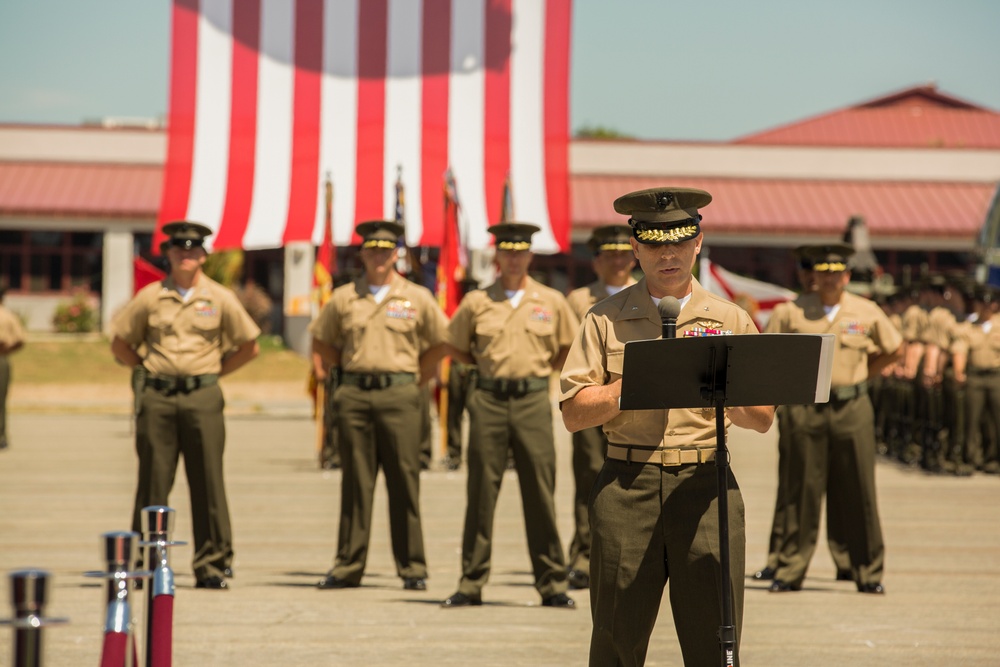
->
xmin=102 ymin=231 xmax=134 ymax=333
xmin=283 ymin=242 xmax=313 ymax=357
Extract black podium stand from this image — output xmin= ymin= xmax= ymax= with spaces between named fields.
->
xmin=620 ymin=333 xmax=834 ymax=667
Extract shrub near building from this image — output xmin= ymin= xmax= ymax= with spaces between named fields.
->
xmin=52 ymin=290 xmax=98 ymax=333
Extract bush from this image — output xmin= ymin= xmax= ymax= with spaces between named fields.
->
xmin=52 ymin=290 xmax=99 ymax=333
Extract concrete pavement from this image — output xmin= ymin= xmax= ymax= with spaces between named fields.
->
xmin=1 ymin=390 xmax=999 ymax=666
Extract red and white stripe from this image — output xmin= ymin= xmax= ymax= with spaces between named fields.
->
xmin=158 ymin=0 xmax=572 ymax=253
xmin=699 ymin=256 xmax=797 ymax=330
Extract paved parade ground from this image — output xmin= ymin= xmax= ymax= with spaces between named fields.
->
xmin=1 ymin=382 xmax=999 ymax=666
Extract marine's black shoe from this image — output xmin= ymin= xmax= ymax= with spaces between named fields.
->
xmin=567 ymin=569 xmax=590 ymax=590
xmin=541 ymin=593 xmax=576 ymax=609
xmin=753 ymin=566 xmax=776 ymax=581
xmin=768 ymin=580 xmax=801 ymax=592
xmin=857 ymin=582 xmax=885 ymax=594
xmin=317 ymin=575 xmax=359 ymax=590
xmin=441 ymin=592 xmax=481 ymax=607
xmin=403 ymin=577 xmax=427 ymax=591
xmin=195 ymin=576 xmax=228 ymax=590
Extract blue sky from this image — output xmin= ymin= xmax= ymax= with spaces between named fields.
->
xmin=1 ymin=0 xmax=997 ymax=141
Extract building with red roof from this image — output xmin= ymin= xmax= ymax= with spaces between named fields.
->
xmin=0 ymin=84 xmax=998 ymax=330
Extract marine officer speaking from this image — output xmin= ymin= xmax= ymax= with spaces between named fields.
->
xmin=311 ymin=220 xmax=449 ymax=592
xmin=111 ymin=221 xmax=261 ymax=590
xmin=561 ymin=187 xmax=774 ymax=666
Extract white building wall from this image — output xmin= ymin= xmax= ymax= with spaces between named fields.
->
xmin=102 ymin=230 xmax=134 ymax=332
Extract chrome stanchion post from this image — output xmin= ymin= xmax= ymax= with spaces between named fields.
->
xmin=86 ymin=531 xmax=149 ymax=667
xmin=1 ymin=569 xmax=68 ymax=667
xmin=140 ymin=507 xmax=185 ymax=667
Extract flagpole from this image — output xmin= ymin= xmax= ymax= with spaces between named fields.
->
xmin=313 ymin=173 xmax=335 ymax=468
xmin=437 ymin=172 xmax=452 ymax=461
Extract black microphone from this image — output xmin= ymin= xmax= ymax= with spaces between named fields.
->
xmin=658 ymin=296 xmax=681 ymax=339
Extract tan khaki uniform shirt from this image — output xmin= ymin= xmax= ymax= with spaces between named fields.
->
xmin=951 ymin=315 xmax=1000 ymax=369
xmin=566 ymin=278 xmax=636 ymax=323
xmin=309 ymin=272 xmax=448 ymax=373
xmin=111 ymin=275 xmax=261 ymax=376
xmin=901 ymin=304 xmax=929 ymax=342
xmin=560 ymin=277 xmax=758 ymax=450
xmin=449 ymin=276 xmax=576 ymax=379
xmin=0 ymin=305 xmax=25 ymax=352
xmin=765 ymin=291 xmax=902 ymax=388
xmin=923 ymin=306 xmax=957 ymax=349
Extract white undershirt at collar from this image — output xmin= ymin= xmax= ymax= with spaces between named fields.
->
xmin=505 ymin=289 xmax=525 ymax=308
xmin=369 ymin=284 xmax=391 ymax=304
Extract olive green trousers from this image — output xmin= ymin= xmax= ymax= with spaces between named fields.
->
xmin=589 ymin=458 xmax=745 ymax=667
xmin=329 ymin=382 xmax=427 ymax=583
xmin=456 ymin=388 xmax=568 ymax=598
xmin=132 ymin=384 xmax=231 ymax=580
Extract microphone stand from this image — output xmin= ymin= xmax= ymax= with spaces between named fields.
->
xmin=659 ymin=295 xmax=737 ymax=666
xmin=702 ymin=345 xmax=738 ymax=666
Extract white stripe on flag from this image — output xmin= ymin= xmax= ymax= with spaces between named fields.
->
xmin=319 ymin=0 xmax=359 ymax=247
xmin=385 ymin=0 xmax=424 ymax=243
xmin=243 ymin=0 xmax=295 ymax=249
xmin=186 ymin=0 xmax=233 ymax=243
xmin=448 ymin=0 xmax=490 ymax=252
xmin=509 ymin=0 xmax=555 ymax=253
xmin=166 ymin=0 xmax=568 ymax=252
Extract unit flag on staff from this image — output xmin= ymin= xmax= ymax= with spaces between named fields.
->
xmin=156 ymin=0 xmax=573 ymax=255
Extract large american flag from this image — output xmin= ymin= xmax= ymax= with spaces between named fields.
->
xmin=157 ymin=0 xmax=572 ymax=254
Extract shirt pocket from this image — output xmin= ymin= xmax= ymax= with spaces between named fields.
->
xmin=474 ymin=322 xmax=504 ymax=349
xmin=838 ymin=332 xmax=870 ymax=369
xmin=191 ymin=310 xmax=222 ymax=340
xmin=385 ymin=315 xmax=418 ymax=335
xmin=525 ymin=317 xmax=555 ymax=339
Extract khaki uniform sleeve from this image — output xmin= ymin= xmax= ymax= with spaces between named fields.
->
xmin=870 ymin=306 xmax=903 ymax=356
xmin=566 ymin=288 xmax=591 ymax=323
xmin=0 ymin=308 xmax=25 ymax=349
xmin=560 ymin=310 xmax=606 ymax=403
xmin=419 ymin=291 xmax=450 ymax=349
xmin=309 ymin=294 xmax=344 ymax=347
xmin=220 ymin=289 xmax=261 ymax=354
xmin=448 ymin=296 xmax=475 ymax=354
xmin=110 ymin=289 xmax=153 ymax=348
xmin=950 ymin=322 xmax=970 ymax=356
xmin=554 ymin=294 xmax=579 ymax=348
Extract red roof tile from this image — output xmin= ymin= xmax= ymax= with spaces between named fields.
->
xmin=572 ymin=175 xmax=995 ymax=240
xmin=1 ymin=159 xmax=994 ymax=246
xmin=0 ymin=162 xmax=162 ymax=217
xmin=735 ymin=85 xmax=1000 ymax=149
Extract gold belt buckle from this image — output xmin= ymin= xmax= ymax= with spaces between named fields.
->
xmin=659 ymin=449 xmax=681 ymax=466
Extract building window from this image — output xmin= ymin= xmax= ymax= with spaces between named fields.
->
xmin=0 ymin=230 xmax=103 ymax=294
